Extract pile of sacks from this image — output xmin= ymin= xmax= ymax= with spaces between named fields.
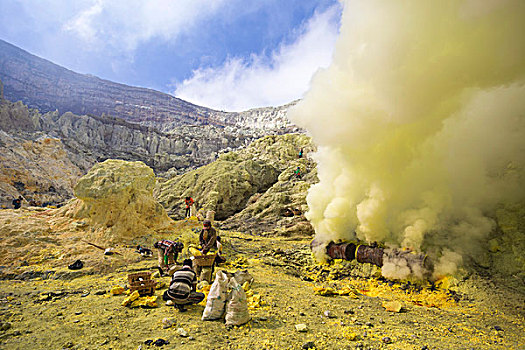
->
xmin=202 ymin=270 xmax=254 ymax=326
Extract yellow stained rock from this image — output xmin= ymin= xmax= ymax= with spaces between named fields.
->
xmin=111 ymin=286 xmax=125 ymax=295
xmin=189 ymin=247 xmax=202 ymax=256
xmin=383 ymin=300 xmax=403 ymax=312
xmin=313 ymin=286 xmax=337 ymax=296
xmin=129 ymin=295 xmax=158 ymax=308
xmin=121 ymin=290 xmax=140 ymax=306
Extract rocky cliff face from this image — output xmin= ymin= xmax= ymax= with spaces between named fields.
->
xmin=0 ymin=98 xmax=261 ymax=205
xmin=0 ymin=39 xmax=298 ymax=136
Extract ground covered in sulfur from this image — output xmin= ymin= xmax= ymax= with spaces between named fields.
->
xmin=0 ymin=210 xmax=524 ymax=350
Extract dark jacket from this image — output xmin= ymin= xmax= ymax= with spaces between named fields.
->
xmin=199 ymin=227 xmax=217 ymax=254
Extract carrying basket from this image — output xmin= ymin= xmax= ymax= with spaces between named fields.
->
xmin=194 ymin=254 xmax=217 ymax=267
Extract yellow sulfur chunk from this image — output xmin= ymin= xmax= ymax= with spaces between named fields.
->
xmin=111 ymin=286 xmax=125 ymax=295
xmin=189 ymin=247 xmax=202 ymax=256
xmin=121 ymin=290 xmax=140 ymax=306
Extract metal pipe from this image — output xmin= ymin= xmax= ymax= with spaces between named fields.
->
xmin=355 ymin=244 xmax=384 ymax=266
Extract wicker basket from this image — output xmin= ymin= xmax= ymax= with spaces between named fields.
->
xmin=194 ymin=254 xmax=216 ymax=267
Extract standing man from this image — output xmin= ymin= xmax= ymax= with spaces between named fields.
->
xmin=154 ymin=240 xmax=184 ymax=276
xmin=163 ymin=259 xmax=204 ymax=311
xmin=184 ymin=196 xmax=194 ymax=218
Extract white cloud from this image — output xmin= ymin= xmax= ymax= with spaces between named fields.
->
xmin=62 ymin=0 xmax=227 ymax=51
xmin=173 ymin=5 xmax=341 ymax=111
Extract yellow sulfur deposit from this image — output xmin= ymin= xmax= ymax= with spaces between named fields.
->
xmin=121 ymin=290 xmax=140 ymax=306
xmin=110 ymin=286 xmax=125 ymax=295
xmin=341 ymin=327 xmax=360 ymax=341
xmin=313 ymin=286 xmax=359 ymax=298
xmin=189 ymin=247 xmax=202 ymax=256
xmin=197 ymin=284 xmax=212 ymax=307
xmin=383 ymin=300 xmax=403 ymax=313
xmin=247 ymin=294 xmax=264 ymax=309
xmin=129 ymin=295 xmax=158 ymax=308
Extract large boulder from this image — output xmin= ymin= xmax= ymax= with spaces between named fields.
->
xmin=59 ymin=159 xmax=172 ymax=242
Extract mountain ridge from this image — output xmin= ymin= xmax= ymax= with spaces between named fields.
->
xmin=0 ymin=38 xmax=298 ymax=135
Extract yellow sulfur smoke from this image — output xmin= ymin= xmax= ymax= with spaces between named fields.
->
xmin=290 ymin=0 xmax=525 ymax=278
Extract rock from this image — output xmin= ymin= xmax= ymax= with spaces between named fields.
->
xmin=382 ymin=337 xmax=392 ymax=344
xmin=323 ymin=310 xmax=336 ymax=318
xmin=302 ymin=341 xmax=315 ymax=349
xmin=152 ymin=338 xmax=169 ymax=346
xmin=38 ymin=293 xmax=51 ymax=302
xmin=0 ymin=322 xmax=12 ymax=331
xmin=111 ymin=286 xmax=125 ymax=295
xmin=162 ymin=318 xmax=176 ymax=329
xmin=75 ymin=311 xmax=82 ymax=315
xmin=196 ymin=280 xmax=210 ymax=290
xmin=58 ymin=160 xmax=173 ymax=242
xmin=382 ymin=300 xmax=403 ymax=313
xmin=129 ymin=295 xmax=158 ymax=308
xmin=63 ymin=342 xmax=74 ymax=349
xmin=94 ymin=290 xmax=106 ymax=295
xmin=122 ymin=291 xmax=141 ymax=307
xmin=295 ymin=324 xmax=308 ymax=332
xmin=344 ymin=309 xmax=355 ymax=315
xmin=176 ymin=328 xmax=189 ymax=337
xmin=494 ymin=325 xmax=503 ymax=331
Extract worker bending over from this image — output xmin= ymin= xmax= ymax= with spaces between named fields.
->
xmin=154 ymin=240 xmax=184 ymax=276
xmin=163 ymin=259 xmax=204 ymax=311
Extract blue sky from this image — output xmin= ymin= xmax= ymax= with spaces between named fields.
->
xmin=0 ymin=0 xmax=342 ymax=111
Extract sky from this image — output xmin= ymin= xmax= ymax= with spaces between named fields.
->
xmin=0 ymin=0 xmax=342 ymax=111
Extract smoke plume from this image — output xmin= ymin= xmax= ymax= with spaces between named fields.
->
xmin=289 ymin=0 xmax=525 ymax=279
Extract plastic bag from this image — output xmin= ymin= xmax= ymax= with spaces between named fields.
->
xmin=201 ymin=270 xmax=229 ymax=320
xmin=225 ymin=276 xmax=251 ymax=326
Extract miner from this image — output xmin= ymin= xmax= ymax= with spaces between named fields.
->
xmin=199 ymin=219 xmax=217 ymax=255
xmin=184 ymin=196 xmax=194 ymax=218
xmin=163 ymin=259 xmax=204 ymax=312
xmin=154 ymin=239 xmax=184 ymax=276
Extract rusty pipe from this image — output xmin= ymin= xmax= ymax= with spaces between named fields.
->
xmin=320 ymin=241 xmax=384 ymax=267
xmin=355 ymin=244 xmax=384 ymax=266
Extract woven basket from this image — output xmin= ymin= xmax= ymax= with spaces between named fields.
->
xmin=194 ymin=254 xmax=216 ymax=267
